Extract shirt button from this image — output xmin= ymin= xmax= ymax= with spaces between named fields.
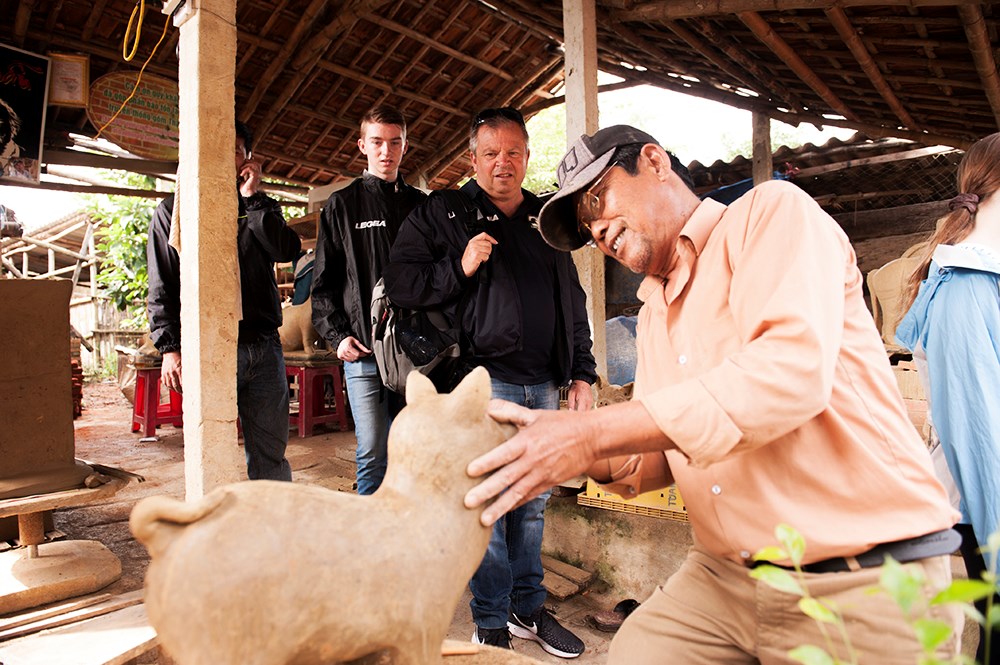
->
xmin=740 ymin=550 xmax=751 ymax=559
xmin=711 ymin=484 xmax=722 ymax=495
xmin=678 ymin=355 xmax=688 ymax=365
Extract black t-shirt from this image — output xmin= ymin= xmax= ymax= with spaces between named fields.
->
xmin=477 ymin=198 xmax=558 ymax=385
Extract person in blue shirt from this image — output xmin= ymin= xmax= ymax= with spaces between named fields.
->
xmin=897 ymin=132 xmax=1000 ymax=665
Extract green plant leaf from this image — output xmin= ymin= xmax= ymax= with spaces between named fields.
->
xmin=932 ymin=578 xmax=996 ymax=605
xmin=776 ymin=524 xmax=807 ymax=565
xmin=798 ymin=597 xmax=839 ymax=624
xmin=750 ymin=565 xmax=804 ymax=596
xmin=958 ymin=602 xmax=985 ymax=625
xmin=753 ymin=546 xmax=788 ymax=563
xmin=911 ymin=618 xmax=953 ymax=651
xmin=987 ymin=604 xmax=1000 ymax=629
xmin=880 ymin=556 xmax=924 ymax=615
xmin=788 ymin=644 xmax=836 ymax=665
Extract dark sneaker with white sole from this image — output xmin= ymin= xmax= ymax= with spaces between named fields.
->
xmin=472 ymin=626 xmax=512 ymax=649
xmin=508 ymin=607 xmax=585 ymax=658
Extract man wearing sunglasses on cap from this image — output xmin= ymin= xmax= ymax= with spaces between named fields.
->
xmin=384 ymin=107 xmax=596 ymax=657
xmin=462 ymin=125 xmax=963 ymax=664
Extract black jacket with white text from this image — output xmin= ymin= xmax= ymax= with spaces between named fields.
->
xmin=311 ymin=171 xmax=427 ymax=350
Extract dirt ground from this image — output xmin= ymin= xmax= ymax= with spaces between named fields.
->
xmin=54 ymin=379 xmax=619 ymax=664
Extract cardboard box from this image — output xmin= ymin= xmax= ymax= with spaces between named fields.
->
xmin=577 ymin=479 xmax=689 ymax=522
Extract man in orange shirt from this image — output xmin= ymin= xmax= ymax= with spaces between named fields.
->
xmin=464 ymin=125 xmax=963 ymax=664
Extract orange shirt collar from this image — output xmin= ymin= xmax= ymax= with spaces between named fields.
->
xmin=637 ymin=197 xmax=728 ymax=303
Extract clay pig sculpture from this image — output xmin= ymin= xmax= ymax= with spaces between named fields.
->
xmin=130 ymin=367 xmax=513 ymax=665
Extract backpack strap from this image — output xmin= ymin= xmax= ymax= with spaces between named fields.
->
xmin=435 ymin=189 xmax=485 ymax=238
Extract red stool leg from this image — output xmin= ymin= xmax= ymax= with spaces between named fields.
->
xmin=286 ymin=365 xmax=307 ymax=439
xmin=132 ymin=370 xmax=147 ymax=432
xmin=171 ymin=388 xmax=183 ymax=428
xmin=142 ymin=369 xmax=161 ymax=437
xmin=299 ymin=367 xmax=316 ymax=438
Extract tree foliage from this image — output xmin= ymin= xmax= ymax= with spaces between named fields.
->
xmin=85 ymin=171 xmax=161 ymax=329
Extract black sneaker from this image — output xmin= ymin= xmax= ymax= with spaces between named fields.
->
xmin=508 ymin=607 xmax=585 ymax=658
xmin=472 ymin=626 xmax=512 ymax=649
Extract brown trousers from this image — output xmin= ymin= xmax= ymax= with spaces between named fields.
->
xmin=609 ymin=547 xmax=961 ymax=665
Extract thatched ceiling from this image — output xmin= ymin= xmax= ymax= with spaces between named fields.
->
xmin=5 ymin=0 xmax=1000 ymax=192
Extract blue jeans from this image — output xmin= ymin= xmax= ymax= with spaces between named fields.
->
xmin=237 ymin=335 xmax=292 ymax=481
xmin=469 ymin=378 xmax=558 ymax=628
xmin=344 ymin=357 xmax=401 ymax=495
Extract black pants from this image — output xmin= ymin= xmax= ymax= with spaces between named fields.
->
xmin=957 ymin=523 xmax=1000 ymax=665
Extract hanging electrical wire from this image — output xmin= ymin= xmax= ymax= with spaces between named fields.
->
xmin=122 ymin=0 xmax=145 ymax=61
xmin=95 ymin=2 xmax=172 ymax=140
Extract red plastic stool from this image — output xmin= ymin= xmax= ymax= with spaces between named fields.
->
xmin=132 ymin=366 xmax=183 ymax=437
xmin=285 ymin=359 xmax=350 ymax=438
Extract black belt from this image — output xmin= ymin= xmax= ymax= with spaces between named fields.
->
xmin=757 ymin=528 xmax=961 ymax=574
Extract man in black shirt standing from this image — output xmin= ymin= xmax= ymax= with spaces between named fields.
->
xmin=384 ymin=108 xmax=596 ymax=657
xmin=147 ymin=120 xmax=301 ymax=480
xmin=311 ymin=105 xmax=427 ymax=495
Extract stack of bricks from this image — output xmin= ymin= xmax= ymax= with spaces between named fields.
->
xmin=70 ymin=336 xmax=84 ymax=419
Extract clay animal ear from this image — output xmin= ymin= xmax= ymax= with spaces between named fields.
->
xmin=405 ymin=370 xmax=438 ymax=405
xmin=449 ymin=366 xmax=491 ymax=417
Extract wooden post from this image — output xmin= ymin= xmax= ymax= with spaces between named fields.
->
xmin=175 ymin=0 xmax=243 ymax=499
xmin=88 ymin=225 xmax=97 ymax=298
xmin=563 ymin=0 xmax=607 ymax=380
xmin=752 ymin=112 xmax=772 ymax=186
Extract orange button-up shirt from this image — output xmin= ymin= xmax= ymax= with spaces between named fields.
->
xmin=601 ymin=181 xmax=958 ymax=565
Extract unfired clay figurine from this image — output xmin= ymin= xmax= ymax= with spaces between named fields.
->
xmin=130 ymin=367 xmax=512 ymax=665
xmin=278 ymin=298 xmax=327 ymax=355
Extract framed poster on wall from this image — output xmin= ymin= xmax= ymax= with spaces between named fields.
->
xmin=49 ymin=53 xmax=89 ymax=108
xmin=0 ymin=44 xmax=50 ymax=184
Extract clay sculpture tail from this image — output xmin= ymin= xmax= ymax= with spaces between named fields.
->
xmin=129 ymin=490 xmax=228 ymax=558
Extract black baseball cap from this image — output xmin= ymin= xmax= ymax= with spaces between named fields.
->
xmin=538 ymin=125 xmax=659 ymax=251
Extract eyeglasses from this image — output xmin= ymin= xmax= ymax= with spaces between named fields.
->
xmin=473 ymin=107 xmax=525 ymax=128
xmin=576 ymin=162 xmax=618 ymax=247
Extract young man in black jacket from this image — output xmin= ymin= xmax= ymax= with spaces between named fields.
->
xmin=384 ymin=108 xmax=596 ymax=657
xmin=146 ymin=120 xmax=301 ymax=481
xmin=311 ymin=105 xmax=427 ymax=495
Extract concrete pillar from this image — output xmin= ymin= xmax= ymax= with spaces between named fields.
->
xmin=752 ymin=112 xmax=772 ymax=186
xmin=175 ymin=0 xmax=243 ymax=499
xmin=562 ymin=0 xmax=607 ymax=379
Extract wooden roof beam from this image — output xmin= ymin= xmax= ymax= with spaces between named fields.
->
xmin=365 ymin=14 xmax=514 ymax=82
xmin=241 ymin=0 xmax=326 ymax=120
xmin=739 ymin=11 xmax=859 ymax=122
xmin=592 ymin=59 xmax=974 ymax=151
xmin=393 ymin=5 xmax=477 ymax=136
xmin=685 ymin=17 xmax=811 ymax=113
xmin=253 ymin=0 xmax=394 ymax=140
xmin=521 ymin=80 xmax=641 ymax=115
xmin=422 ymin=53 xmax=564 ymax=181
xmin=81 ymin=0 xmax=110 ymax=42
xmin=824 ymin=6 xmax=920 ymax=130
xmin=314 ymin=60 xmax=466 ymax=115
xmin=13 ymin=0 xmax=37 ymax=47
xmin=615 ymin=0 xmax=989 ymax=22
xmin=958 ymin=3 xmax=1000 ymax=130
